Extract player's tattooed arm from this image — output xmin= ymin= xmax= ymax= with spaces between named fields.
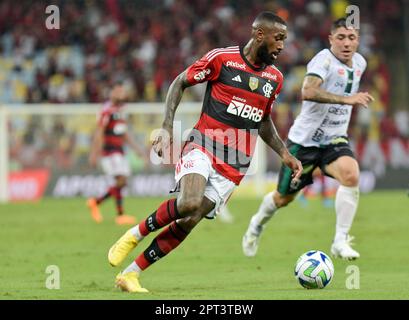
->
xmin=153 ymin=70 xmax=192 ymax=157
xmin=259 ymin=116 xmax=287 ymax=157
xmin=302 ymin=75 xmax=374 ymax=106
xmin=259 ymin=117 xmax=303 ymax=181
xmin=162 ymin=70 xmax=192 ymax=131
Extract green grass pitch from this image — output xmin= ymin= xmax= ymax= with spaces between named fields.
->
xmin=1 ymin=191 xmax=408 ymax=300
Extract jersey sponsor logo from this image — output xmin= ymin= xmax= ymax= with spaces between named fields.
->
xmin=232 ymin=75 xmax=242 ymax=82
xmin=193 ymin=68 xmax=211 ymax=81
xmin=232 ymin=95 xmax=246 ymax=103
xmin=261 ymin=71 xmax=277 ymax=81
xmin=338 ymin=68 xmax=345 ymax=75
xmin=262 ymin=82 xmax=274 ymax=98
xmin=226 ymin=98 xmax=263 ymax=122
xmin=249 ymin=77 xmax=259 ymax=91
xmin=226 ymin=61 xmax=246 ymax=70
xmin=321 ymin=116 xmax=348 ymax=128
xmin=322 ymin=116 xmax=329 ymax=127
xmin=312 ymin=128 xmax=324 ymax=142
xmin=327 ymin=119 xmax=348 ymax=127
xmin=355 ymin=70 xmax=362 ymax=77
xmin=328 ymin=106 xmax=349 ymax=116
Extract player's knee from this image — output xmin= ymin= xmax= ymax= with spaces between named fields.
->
xmin=339 ymin=170 xmax=359 ymax=187
xmin=273 ymin=192 xmax=294 ymax=208
xmin=177 ymin=196 xmax=203 ymax=215
xmin=176 ymin=214 xmax=202 ymax=232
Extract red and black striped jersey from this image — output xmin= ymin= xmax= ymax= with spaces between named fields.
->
xmin=184 ymin=46 xmax=283 ymax=184
xmin=97 ymin=101 xmax=127 ymax=156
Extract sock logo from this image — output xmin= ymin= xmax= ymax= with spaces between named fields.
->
xmin=148 ymin=249 xmax=161 ymax=261
xmin=147 ymin=216 xmax=155 ymax=231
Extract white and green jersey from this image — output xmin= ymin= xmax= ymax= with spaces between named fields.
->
xmin=288 ymin=48 xmax=367 ymax=147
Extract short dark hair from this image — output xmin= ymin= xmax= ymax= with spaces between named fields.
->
xmin=254 ymin=11 xmax=287 ymax=27
xmin=331 ymin=17 xmax=358 ymax=32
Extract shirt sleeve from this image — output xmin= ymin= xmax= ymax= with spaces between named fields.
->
xmin=305 ymin=53 xmax=331 ymax=81
xmin=185 ymin=50 xmax=223 ymax=85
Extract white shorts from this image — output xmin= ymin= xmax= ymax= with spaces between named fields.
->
xmin=100 ymin=153 xmax=131 ymax=177
xmin=174 ymin=148 xmax=236 ymax=219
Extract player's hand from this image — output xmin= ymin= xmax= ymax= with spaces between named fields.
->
xmin=152 ymin=127 xmax=173 ymax=158
xmin=345 ymin=92 xmax=374 ymax=108
xmin=282 ymin=151 xmax=303 ymax=186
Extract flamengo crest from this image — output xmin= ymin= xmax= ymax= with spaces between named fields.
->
xmin=262 ymin=82 xmax=273 ymax=98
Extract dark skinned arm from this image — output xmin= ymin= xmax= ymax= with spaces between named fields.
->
xmin=152 ymin=70 xmax=192 ymax=157
xmin=259 ymin=116 xmax=303 ymax=181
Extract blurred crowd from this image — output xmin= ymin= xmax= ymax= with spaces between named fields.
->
xmin=1 ymin=0 xmax=408 ymax=174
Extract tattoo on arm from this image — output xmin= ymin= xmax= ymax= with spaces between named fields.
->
xmin=162 ymin=70 xmax=191 ymax=129
xmin=259 ymin=117 xmax=287 ymax=157
xmin=302 ymin=75 xmax=346 ymax=104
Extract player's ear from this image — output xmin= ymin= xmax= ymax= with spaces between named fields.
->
xmin=255 ymin=28 xmax=264 ymax=42
xmin=328 ymin=34 xmax=333 ymax=46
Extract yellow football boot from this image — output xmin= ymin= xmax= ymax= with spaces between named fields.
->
xmin=115 ymin=272 xmax=149 ymax=293
xmin=108 ymin=229 xmax=138 ymax=267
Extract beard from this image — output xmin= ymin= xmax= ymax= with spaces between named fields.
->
xmin=256 ymin=43 xmax=274 ymax=65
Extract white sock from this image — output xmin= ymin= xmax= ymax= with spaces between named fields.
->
xmin=249 ymin=191 xmax=278 ymax=235
xmin=334 ymin=185 xmax=359 ymax=244
xmin=130 ymin=225 xmax=144 ymax=242
xmin=122 ymin=261 xmax=142 ymax=275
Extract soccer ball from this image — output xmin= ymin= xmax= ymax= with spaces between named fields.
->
xmin=294 ymin=250 xmax=334 ymax=289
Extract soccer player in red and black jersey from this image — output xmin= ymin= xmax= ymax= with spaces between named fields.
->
xmin=108 ymin=12 xmax=302 ymax=292
xmin=87 ymin=83 xmax=147 ymax=225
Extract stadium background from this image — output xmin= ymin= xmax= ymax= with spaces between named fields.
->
xmin=1 ymin=0 xmax=409 ymax=301
xmin=0 ymin=0 xmax=408 ymax=202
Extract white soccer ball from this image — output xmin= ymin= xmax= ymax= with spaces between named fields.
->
xmin=294 ymin=250 xmax=334 ymax=289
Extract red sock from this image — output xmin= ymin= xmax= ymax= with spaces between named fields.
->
xmin=111 ymin=186 xmax=124 ymax=215
xmin=96 ymin=186 xmax=116 ymax=204
xmin=135 ymin=221 xmax=188 ymax=270
xmin=138 ymin=198 xmax=180 ymax=236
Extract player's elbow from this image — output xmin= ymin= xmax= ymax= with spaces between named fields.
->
xmin=174 ymin=71 xmax=190 ymax=90
xmin=301 ymin=87 xmax=315 ymax=101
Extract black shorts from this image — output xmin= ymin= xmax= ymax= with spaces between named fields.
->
xmin=277 ymin=137 xmax=355 ymax=195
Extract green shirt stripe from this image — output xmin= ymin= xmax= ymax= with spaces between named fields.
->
xmin=344 ymin=69 xmax=354 ymax=94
